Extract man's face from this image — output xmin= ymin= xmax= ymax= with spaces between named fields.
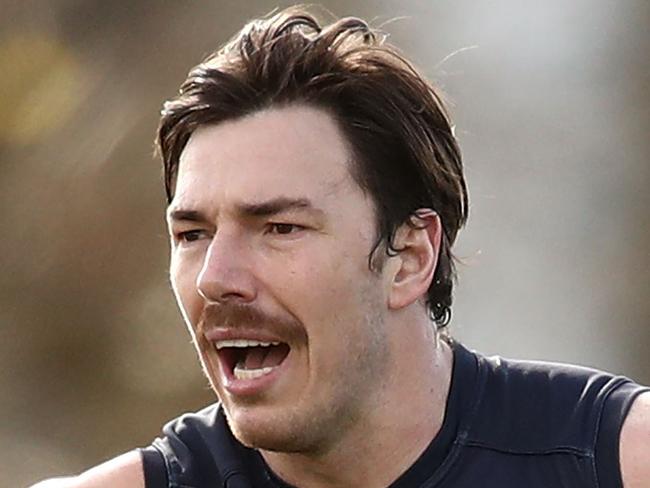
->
xmin=167 ymin=105 xmax=394 ymax=454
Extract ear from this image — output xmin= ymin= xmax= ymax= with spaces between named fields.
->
xmin=387 ymin=209 xmax=442 ymax=311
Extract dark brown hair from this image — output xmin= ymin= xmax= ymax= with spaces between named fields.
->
xmin=157 ymin=6 xmax=468 ymax=328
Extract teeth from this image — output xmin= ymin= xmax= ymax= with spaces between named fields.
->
xmin=233 ymin=364 xmax=276 ymax=380
xmin=215 ymin=339 xmax=280 ymax=350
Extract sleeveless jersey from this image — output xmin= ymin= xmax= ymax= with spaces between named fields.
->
xmin=139 ymin=342 xmax=648 ymax=487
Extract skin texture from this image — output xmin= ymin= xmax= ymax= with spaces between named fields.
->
xmin=166 ymin=104 xmax=453 ymax=487
xmin=31 ymin=104 xmax=649 ymax=487
xmin=29 ymin=451 xmax=144 ymax=487
xmin=619 ymin=391 xmax=650 ymax=488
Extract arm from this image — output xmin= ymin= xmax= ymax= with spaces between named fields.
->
xmin=620 ymin=391 xmax=650 ymax=488
xmin=30 ymin=450 xmax=144 ymax=488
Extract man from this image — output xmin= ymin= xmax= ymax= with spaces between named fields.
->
xmin=34 ymin=6 xmax=649 ymax=488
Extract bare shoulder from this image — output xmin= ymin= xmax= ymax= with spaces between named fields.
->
xmin=620 ymin=391 xmax=650 ymax=488
xmin=30 ymin=450 xmax=144 ymax=488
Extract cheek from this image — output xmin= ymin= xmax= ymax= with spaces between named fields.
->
xmin=270 ymin=252 xmax=350 ymax=309
xmin=285 ymin=254 xmax=374 ymax=343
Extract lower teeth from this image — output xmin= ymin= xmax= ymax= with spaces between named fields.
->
xmin=233 ymin=363 xmax=275 ymax=380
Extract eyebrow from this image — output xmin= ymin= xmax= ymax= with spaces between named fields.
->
xmin=166 ymin=208 xmax=207 ymax=223
xmin=236 ymin=197 xmax=320 ymax=218
xmin=166 ymin=197 xmax=323 ymax=223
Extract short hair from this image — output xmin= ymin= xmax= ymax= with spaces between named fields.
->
xmin=157 ymin=6 xmax=468 ymax=328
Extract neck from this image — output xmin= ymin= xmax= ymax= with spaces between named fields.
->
xmin=261 ymin=316 xmax=454 ymax=488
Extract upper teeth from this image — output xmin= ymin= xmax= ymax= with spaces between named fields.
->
xmin=215 ymin=339 xmax=280 ymax=349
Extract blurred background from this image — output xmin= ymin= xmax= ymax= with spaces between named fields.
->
xmin=2 ymin=0 xmax=648 ymax=485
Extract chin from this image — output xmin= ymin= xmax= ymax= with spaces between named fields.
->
xmin=224 ymin=404 xmax=326 ymax=454
xmin=225 ymin=396 xmax=363 ymax=457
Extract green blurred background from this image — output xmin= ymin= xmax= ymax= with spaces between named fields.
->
xmin=2 ymin=0 xmax=649 ymax=485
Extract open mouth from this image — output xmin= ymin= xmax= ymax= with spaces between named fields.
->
xmin=215 ymin=339 xmax=291 ymax=381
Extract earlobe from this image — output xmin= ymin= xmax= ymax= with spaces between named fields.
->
xmin=387 ymin=210 xmax=442 ymax=311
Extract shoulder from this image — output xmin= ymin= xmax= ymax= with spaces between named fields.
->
xmin=479 ymin=352 xmax=625 ymax=397
xmin=143 ymin=403 xmax=225 ymax=487
xmin=620 ymin=391 xmax=650 ymax=488
xmin=466 ymin=348 xmax=650 ymax=485
xmin=159 ymin=402 xmax=222 ymax=441
xmin=29 ymin=450 xmax=144 ymax=488
xmin=470 ymin=352 xmax=627 ymax=448
xmin=145 ymin=403 xmax=261 ymax=486
xmin=30 ymin=405 xmax=226 ymax=488
xmin=156 ymin=402 xmax=225 ymax=464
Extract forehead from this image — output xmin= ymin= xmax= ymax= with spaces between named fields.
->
xmin=172 ymin=105 xmax=359 ymax=210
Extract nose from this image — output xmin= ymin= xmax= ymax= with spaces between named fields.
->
xmin=196 ymin=232 xmax=257 ymax=304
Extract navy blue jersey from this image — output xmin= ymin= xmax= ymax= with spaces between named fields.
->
xmin=140 ymin=342 xmax=648 ymax=487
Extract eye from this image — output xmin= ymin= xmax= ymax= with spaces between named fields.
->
xmin=175 ymin=229 xmax=208 ymax=243
xmin=268 ymin=223 xmax=304 ymax=235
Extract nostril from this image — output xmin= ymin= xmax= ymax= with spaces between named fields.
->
xmin=198 ymin=289 xmax=256 ymax=305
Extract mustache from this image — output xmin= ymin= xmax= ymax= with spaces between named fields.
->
xmin=197 ymin=302 xmax=304 ymax=340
